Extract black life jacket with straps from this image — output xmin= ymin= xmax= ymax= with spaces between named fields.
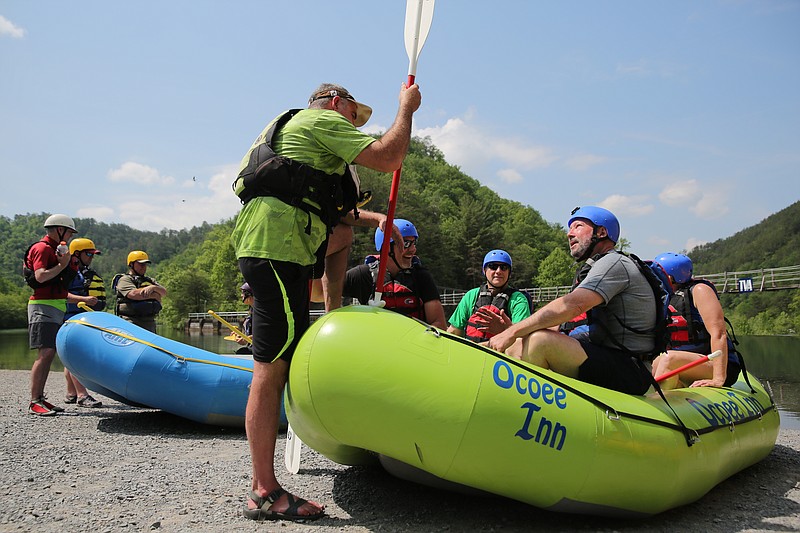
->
xmin=113 ymin=273 xmax=163 ymax=318
xmin=667 ymin=279 xmax=721 ymax=349
xmin=232 ymin=109 xmax=367 ymax=234
xmin=465 ymin=283 xmax=524 ymax=342
xmin=22 ymin=240 xmax=77 ymax=290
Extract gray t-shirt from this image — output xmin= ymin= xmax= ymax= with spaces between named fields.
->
xmin=578 ymin=252 xmax=656 ymax=354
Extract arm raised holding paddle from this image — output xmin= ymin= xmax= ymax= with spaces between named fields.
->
xmin=233 ymin=3 xmax=433 ymax=514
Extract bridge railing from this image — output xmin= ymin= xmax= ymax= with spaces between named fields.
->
xmin=698 ymin=265 xmax=800 ymax=293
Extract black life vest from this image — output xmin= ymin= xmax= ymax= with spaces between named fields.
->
xmin=232 ymin=109 xmax=366 ymax=234
xmin=113 ymin=273 xmax=163 ymax=318
xmin=465 ymin=283 xmax=521 ymax=342
xmin=667 ymin=279 xmax=717 ymax=348
xmin=22 ymin=240 xmax=77 ymax=290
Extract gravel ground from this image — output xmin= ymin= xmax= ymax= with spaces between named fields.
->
xmin=1 ymin=369 xmax=799 ymax=533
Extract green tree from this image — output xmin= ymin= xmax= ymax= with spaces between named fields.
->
xmin=535 ymin=247 xmax=575 ymax=288
xmin=158 ymin=270 xmax=213 ymax=327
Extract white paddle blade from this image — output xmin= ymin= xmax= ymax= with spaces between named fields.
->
xmin=284 ymin=424 xmax=301 ymax=474
xmin=404 ymin=0 xmax=435 ymax=76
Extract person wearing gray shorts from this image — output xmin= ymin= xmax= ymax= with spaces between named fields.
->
xmin=23 ymin=214 xmax=78 ymax=416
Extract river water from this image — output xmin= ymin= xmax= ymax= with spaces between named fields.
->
xmin=2 ymin=326 xmax=798 ymax=428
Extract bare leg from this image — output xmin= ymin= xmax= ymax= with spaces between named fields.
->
xmin=64 ymin=369 xmax=89 ymax=398
xmin=246 ymin=359 xmax=322 ymax=516
xmin=30 ymin=347 xmax=56 ymax=401
xmin=653 ymin=350 xmax=710 ymax=389
xmin=519 ymin=330 xmax=588 ymax=379
xmin=321 ymin=224 xmax=353 ymax=312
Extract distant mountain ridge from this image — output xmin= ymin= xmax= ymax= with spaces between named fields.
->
xmin=689 ymin=201 xmax=800 ymax=273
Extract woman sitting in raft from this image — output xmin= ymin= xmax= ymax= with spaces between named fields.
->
xmin=651 ymin=252 xmax=740 ymax=389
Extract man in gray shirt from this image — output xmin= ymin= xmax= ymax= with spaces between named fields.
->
xmin=488 ymin=206 xmax=654 ymax=395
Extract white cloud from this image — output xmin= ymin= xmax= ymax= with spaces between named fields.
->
xmin=415 ymin=113 xmax=556 ymax=181
xmin=691 ymin=191 xmax=730 ymax=218
xmin=362 ymin=123 xmax=388 ymax=136
xmin=599 ymin=194 xmax=655 ymax=217
xmin=107 ymin=161 xmax=175 ymax=186
xmin=659 ymin=179 xmax=700 ymax=206
xmin=82 ymin=163 xmax=242 ymax=231
xmin=0 ymin=15 xmax=25 ymax=38
xmin=564 ymin=154 xmax=607 ymax=171
xmin=76 ymin=206 xmax=115 ymax=223
xmin=659 ymin=179 xmax=729 ymax=218
xmin=497 ymin=168 xmax=523 ymax=184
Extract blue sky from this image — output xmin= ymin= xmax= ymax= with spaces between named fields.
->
xmin=1 ymin=1 xmax=798 ymax=263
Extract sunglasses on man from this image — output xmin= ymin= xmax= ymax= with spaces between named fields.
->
xmin=402 ymin=239 xmax=418 ymax=249
xmin=485 ymin=262 xmax=510 ymax=271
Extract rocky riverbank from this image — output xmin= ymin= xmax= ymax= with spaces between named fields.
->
xmin=1 ymin=369 xmax=799 ymax=532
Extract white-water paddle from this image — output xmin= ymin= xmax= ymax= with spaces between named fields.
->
xmin=371 ymin=0 xmax=435 ymax=306
xmin=284 ymin=423 xmax=301 ymax=474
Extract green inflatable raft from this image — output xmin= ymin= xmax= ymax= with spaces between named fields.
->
xmin=286 ymin=306 xmax=779 ymax=516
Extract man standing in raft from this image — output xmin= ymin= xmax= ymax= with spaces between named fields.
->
xmin=231 ymin=81 xmax=421 ymax=521
xmin=488 ymin=206 xmax=655 ymax=395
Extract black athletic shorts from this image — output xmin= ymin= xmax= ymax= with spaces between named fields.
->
xmin=239 ymin=257 xmax=311 ymax=364
xmin=311 ymin=236 xmax=329 ymax=280
xmin=577 ymin=341 xmax=651 ymax=395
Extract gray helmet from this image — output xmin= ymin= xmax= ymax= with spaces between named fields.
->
xmin=43 ymin=214 xmax=77 ymax=233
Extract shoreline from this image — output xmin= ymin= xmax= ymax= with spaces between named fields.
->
xmin=1 ymin=369 xmax=799 ymax=532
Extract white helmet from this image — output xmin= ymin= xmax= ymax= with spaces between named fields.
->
xmin=43 ymin=214 xmax=77 ymax=233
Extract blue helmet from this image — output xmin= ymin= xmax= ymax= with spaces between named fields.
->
xmin=568 ymin=206 xmax=620 ymax=244
xmin=654 ymin=252 xmax=693 ymax=285
xmin=483 ymin=249 xmax=512 ymax=270
xmin=375 ymin=218 xmax=418 ymax=251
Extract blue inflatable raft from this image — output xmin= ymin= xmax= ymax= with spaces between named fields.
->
xmin=56 ymin=312 xmax=283 ymax=428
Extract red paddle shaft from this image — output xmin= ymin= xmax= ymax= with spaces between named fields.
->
xmin=654 ymin=350 xmax=723 ymax=383
xmin=375 ymin=74 xmax=416 ymax=293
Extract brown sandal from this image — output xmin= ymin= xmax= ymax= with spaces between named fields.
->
xmin=243 ymin=488 xmax=324 ymax=522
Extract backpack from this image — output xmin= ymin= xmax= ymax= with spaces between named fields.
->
xmin=627 ymin=253 xmax=674 ymax=360
xmin=22 ymin=241 xmax=77 ymax=290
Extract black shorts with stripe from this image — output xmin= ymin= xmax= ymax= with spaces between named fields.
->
xmin=238 ymin=257 xmax=311 ymax=364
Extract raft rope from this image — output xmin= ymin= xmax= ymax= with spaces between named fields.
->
xmin=440 ymin=330 xmax=775 ymax=444
xmin=64 ymin=319 xmax=253 ymax=373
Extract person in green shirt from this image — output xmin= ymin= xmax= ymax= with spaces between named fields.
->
xmin=447 ymin=249 xmax=532 ymax=343
xmin=233 ymin=82 xmax=421 ymax=522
